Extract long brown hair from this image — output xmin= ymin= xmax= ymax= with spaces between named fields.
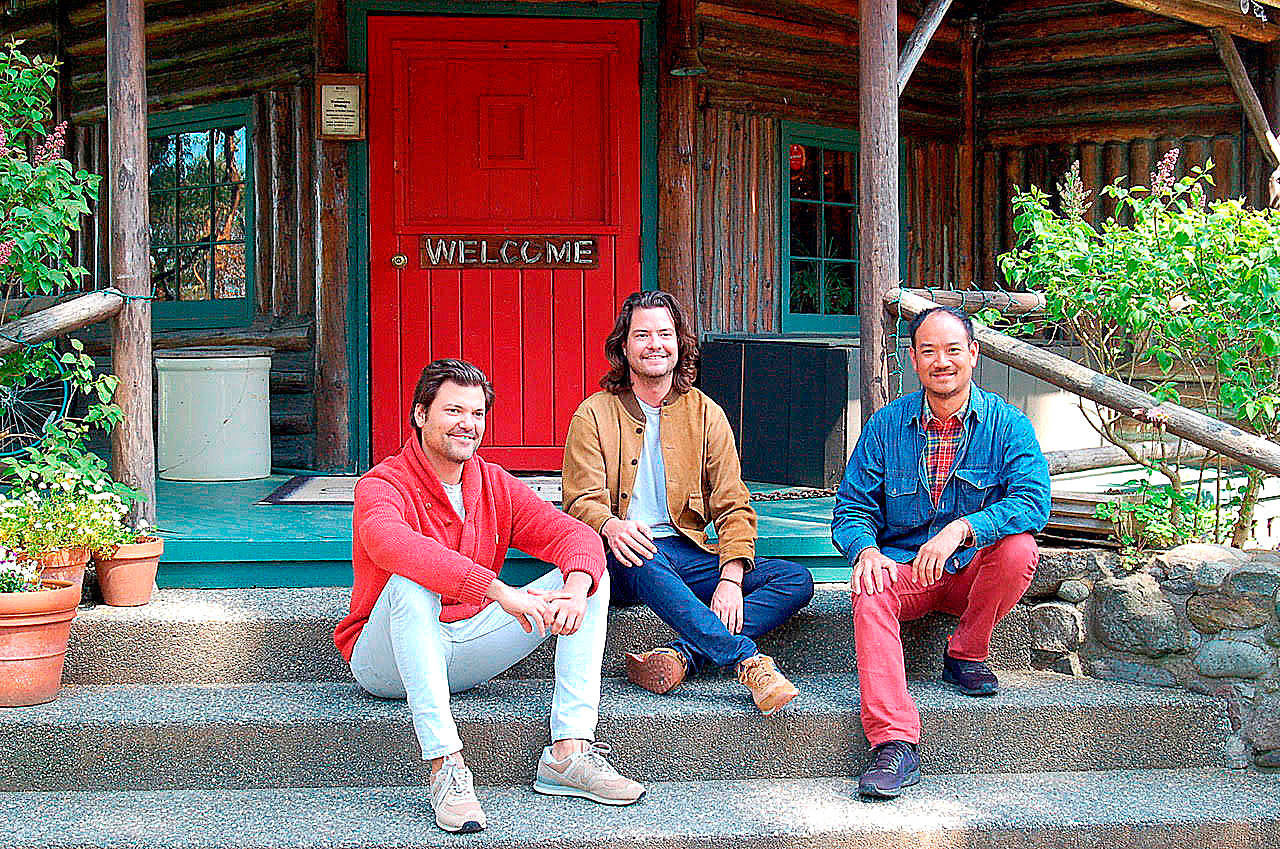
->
xmin=600 ymin=290 xmax=699 ymax=394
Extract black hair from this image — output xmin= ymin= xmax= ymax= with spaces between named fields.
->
xmin=908 ymin=306 xmax=974 ymax=347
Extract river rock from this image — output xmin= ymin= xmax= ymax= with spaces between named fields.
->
xmin=1057 ymin=579 xmax=1091 ymax=604
xmin=1030 ymin=601 xmax=1085 ymax=653
xmin=1093 ymin=573 xmax=1190 ymax=656
xmin=1194 ymin=561 xmax=1233 ymax=592
xmin=1087 ymin=657 xmax=1178 ymax=688
xmin=1230 ymin=561 xmax=1280 ymax=596
xmin=1246 ymin=696 xmax=1280 ymax=752
xmin=1194 ymin=639 xmax=1273 ymax=679
xmin=1186 ymin=593 xmax=1272 ymax=634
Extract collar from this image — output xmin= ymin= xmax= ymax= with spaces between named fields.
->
xmin=403 ymin=435 xmax=482 ymax=517
xmin=618 ymin=387 xmax=684 ymax=424
xmin=910 ymin=383 xmax=987 ymax=427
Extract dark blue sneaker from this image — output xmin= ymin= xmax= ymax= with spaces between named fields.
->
xmin=942 ymin=650 xmax=998 ymax=696
xmin=857 ymin=740 xmax=921 ymax=799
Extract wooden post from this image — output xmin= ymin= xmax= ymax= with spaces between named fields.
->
xmin=890 ymin=289 xmax=1280 ymax=477
xmin=1266 ymin=42 xmax=1280 ymax=207
xmin=957 ymin=19 xmax=978 ymax=289
xmin=897 ymin=0 xmax=954 ymax=95
xmin=658 ymin=0 xmax=699 ymax=328
xmin=1211 ymin=28 xmax=1280 ymax=167
xmin=106 ymin=0 xmax=156 ymax=523
xmin=313 ymin=0 xmax=352 ymax=470
xmin=859 ymin=0 xmax=899 ymax=422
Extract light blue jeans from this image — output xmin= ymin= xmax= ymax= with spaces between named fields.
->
xmin=349 ymin=569 xmax=609 ymax=760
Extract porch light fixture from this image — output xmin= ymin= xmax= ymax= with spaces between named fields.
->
xmin=669 ymin=44 xmax=707 ymax=77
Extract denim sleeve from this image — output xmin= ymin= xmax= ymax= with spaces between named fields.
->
xmin=831 ymin=417 xmax=886 ymax=566
xmin=964 ymin=412 xmax=1051 ymax=548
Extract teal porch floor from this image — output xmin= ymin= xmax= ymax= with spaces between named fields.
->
xmin=154 ymin=477 xmax=847 ymax=589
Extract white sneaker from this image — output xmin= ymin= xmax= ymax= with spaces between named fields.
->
xmin=430 ymin=760 xmax=486 ymax=833
xmin=532 ymin=742 xmax=645 ymax=805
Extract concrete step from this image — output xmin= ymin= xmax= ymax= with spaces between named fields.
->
xmin=64 ymin=585 xmax=1030 ymax=685
xmin=1 ymin=769 xmax=1277 ymax=848
xmin=0 ymin=672 xmax=1227 ymax=791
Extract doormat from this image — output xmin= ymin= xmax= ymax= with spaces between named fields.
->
xmin=259 ymin=475 xmax=564 ymax=505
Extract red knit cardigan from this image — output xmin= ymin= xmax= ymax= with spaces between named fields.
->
xmin=333 ymin=436 xmax=606 ymax=661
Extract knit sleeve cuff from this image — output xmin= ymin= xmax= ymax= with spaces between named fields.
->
xmin=561 ymin=552 xmax=604 ymax=596
xmin=457 ymin=564 xmax=499 ymax=606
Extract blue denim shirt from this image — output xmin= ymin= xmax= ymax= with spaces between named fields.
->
xmin=831 ymin=384 xmax=1051 ymax=573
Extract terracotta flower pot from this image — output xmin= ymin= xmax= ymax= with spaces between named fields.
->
xmin=93 ymin=537 xmax=163 ymax=607
xmin=0 ymin=579 xmax=79 ymax=706
xmin=29 ymin=548 xmax=91 ymax=591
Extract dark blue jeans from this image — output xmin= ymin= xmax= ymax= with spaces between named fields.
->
xmin=608 ymin=534 xmax=814 ymax=673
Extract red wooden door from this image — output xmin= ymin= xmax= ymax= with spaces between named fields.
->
xmin=368 ymin=16 xmax=642 ymax=468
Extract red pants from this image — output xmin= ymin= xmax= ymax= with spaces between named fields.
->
xmin=852 ymin=533 xmax=1038 ymax=746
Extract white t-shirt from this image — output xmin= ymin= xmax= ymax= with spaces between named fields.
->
xmin=442 ymin=481 xmax=465 ymax=522
xmin=628 ymin=399 xmax=677 ymax=538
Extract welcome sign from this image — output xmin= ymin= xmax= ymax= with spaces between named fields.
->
xmin=419 ymin=235 xmax=600 ymax=269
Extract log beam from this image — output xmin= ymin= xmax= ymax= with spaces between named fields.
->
xmin=1046 ymin=443 xmax=1213 ymax=475
xmin=1211 ymin=28 xmax=1280 ymax=166
xmin=859 ymin=0 xmax=899 ymax=423
xmin=889 ymin=287 xmax=1045 ymax=315
xmin=659 ymin=0 xmax=699 ymax=325
xmin=0 ymin=291 xmax=124 ymax=357
xmin=1113 ymin=0 xmax=1280 ymax=42
xmin=889 ymin=290 xmax=1280 ymax=477
xmin=898 ymin=0 xmax=954 ymax=95
xmin=313 ymin=0 xmax=352 ymax=471
xmin=106 ymin=0 xmax=156 ymax=523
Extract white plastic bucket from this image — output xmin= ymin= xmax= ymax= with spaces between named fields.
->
xmin=155 ymin=346 xmax=273 ymax=481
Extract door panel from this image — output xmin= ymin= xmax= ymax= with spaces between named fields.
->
xmin=368 ymin=16 xmax=641 ymax=467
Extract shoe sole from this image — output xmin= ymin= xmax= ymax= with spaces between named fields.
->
xmin=625 ymin=653 xmax=685 ymax=695
xmin=533 ymin=779 xmax=646 ymax=806
xmin=756 ymin=684 xmax=799 ymax=716
xmin=858 ymin=767 xmax=922 ymax=800
xmin=941 ymin=671 xmax=998 ymax=697
xmin=437 ymin=818 xmax=485 ymax=834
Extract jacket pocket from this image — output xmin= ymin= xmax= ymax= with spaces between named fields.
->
xmin=885 ymin=474 xmax=925 ymax=526
xmin=952 ymin=467 xmax=998 ymax=514
xmin=683 ymin=491 xmax=706 ymax=525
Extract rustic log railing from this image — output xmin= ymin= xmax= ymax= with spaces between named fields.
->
xmin=887 ymin=289 xmax=1280 ymax=477
xmin=1045 ymin=444 xmax=1214 ymax=476
xmin=0 ymin=290 xmax=125 ymax=356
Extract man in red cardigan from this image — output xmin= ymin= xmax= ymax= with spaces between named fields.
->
xmin=334 ymin=359 xmax=643 ymax=834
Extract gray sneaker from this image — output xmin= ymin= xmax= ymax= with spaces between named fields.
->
xmin=532 ymin=742 xmax=645 ymax=805
xmin=430 ymin=760 xmax=486 ymax=833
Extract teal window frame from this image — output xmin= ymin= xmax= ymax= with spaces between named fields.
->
xmin=147 ymin=99 xmax=256 ymax=330
xmin=780 ymin=122 xmax=905 ymax=335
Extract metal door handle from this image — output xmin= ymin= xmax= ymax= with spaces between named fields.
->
xmin=390 ymin=254 xmax=408 ymax=268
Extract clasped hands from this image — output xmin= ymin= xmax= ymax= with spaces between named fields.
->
xmin=488 ymin=572 xmax=592 ymax=636
xmin=852 ymin=519 xmax=970 ymax=596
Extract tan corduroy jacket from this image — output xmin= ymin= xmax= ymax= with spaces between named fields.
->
xmin=561 ymin=387 xmax=757 ymax=569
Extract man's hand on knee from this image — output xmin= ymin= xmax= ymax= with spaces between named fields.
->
xmin=911 ymin=520 xmax=969 ymax=587
xmin=853 ymin=548 xmax=899 ymax=596
xmin=601 ymin=518 xmax=657 ymax=567
xmin=487 ymin=580 xmax=553 ymax=635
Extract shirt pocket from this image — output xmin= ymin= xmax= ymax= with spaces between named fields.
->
xmin=885 ymin=474 xmax=924 ymax=526
xmin=682 ymin=491 xmax=706 ymax=527
xmin=952 ymin=467 xmax=999 ymax=515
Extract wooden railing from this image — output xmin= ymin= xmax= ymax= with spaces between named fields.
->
xmin=886 ymin=288 xmax=1280 ymax=478
xmin=0 ymin=290 xmax=125 ymax=356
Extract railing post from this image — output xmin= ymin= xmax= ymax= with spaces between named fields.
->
xmin=107 ymin=0 xmax=156 ymax=523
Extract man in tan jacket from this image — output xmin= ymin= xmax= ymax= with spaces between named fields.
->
xmin=562 ymin=290 xmax=813 ymax=714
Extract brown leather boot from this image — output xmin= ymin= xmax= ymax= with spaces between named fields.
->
xmin=624 ymin=647 xmax=688 ymax=694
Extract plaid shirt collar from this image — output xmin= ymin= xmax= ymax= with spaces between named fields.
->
xmin=921 ymin=395 xmax=969 ymax=429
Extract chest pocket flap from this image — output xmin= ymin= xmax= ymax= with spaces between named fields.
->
xmin=953 ymin=468 xmax=998 ymax=489
xmin=886 ymin=475 xmax=919 ymax=497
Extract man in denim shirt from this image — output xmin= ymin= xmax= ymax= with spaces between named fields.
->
xmin=832 ymin=306 xmax=1051 ymax=800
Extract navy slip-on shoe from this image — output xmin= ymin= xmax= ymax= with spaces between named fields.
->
xmin=858 ymin=740 xmax=921 ymax=800
xmin=942 ymin=650 xmax=999 ymax=696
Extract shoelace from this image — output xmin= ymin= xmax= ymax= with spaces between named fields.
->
xmin=867 ymin=744 xmax=908 ymax=775
xmin=741 ymin=659 xmax=775 ymax=688
xmin=574 ymin=741 xmax=621 ymax=777
xmin=437 ymin=762 xmax=476 ymax=800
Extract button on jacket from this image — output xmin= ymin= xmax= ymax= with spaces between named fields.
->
xmin=832 ymin=383 xmax=1051 ymax=574
xmin=562 ymin=387 xmax=757 ymax=569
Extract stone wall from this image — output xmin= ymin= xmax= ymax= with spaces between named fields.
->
xmin=1031 ymin=545 xmax=1280 ymax=770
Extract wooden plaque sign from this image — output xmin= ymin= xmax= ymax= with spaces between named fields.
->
xmin=419 ymin=235 xmax=599 ymax=269
xmin=317 ymin=73 xmax=366 ymax=141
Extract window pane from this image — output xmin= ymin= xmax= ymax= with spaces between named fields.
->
xmin=790 ymin=201 xmax=818 ymax=258
xmin=177 ymin=246 xmax=211 ymax=301
xmin=789 ymin=143 xmax=819 ymax=200
xmin=149 ymin=136 xmax=176 ymax=191
xmin=213 ymin=244 xmax=247 ymax=299
xmin=211 ymin=127 xmax=247 ymax=183
xmin=824 ymin=262 xmax=857 ymax=315
xmin=178 ymin=131 xmax=211 ymax=185
xmin=151 ymin=248 xmax=176 ymax=302
xmin=823 ymin=147 xmax=857 ymax=204
xmin=212 ymin=184 xmax=245 ymax=241
xmin=178 ymin=189 xmax=212 ymax=243
xmin=824 ymin=204 xmax=854 ymax=260
xmin=150 ymin=190 xmax=177 ymax=246
xmin=790 ymin=261 xmax=821 ymax=314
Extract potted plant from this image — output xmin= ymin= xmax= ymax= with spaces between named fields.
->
xmin=0 ymin=547 xmax=79 ymax=706
xmin=89 ymin=498 xmax=162 ymax=607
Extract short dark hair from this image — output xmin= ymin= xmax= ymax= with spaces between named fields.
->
xmin=411 ymin=359 xmax=495 ymax=435
xmin=908 ymin=306 xmax=974 ymax=347
xmin=601 ymin=290 xmax=699 ymax=395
